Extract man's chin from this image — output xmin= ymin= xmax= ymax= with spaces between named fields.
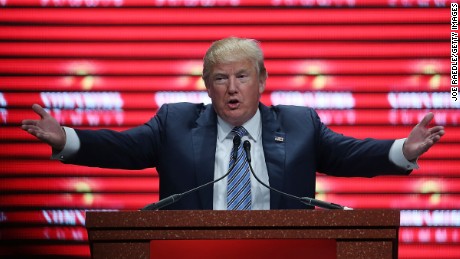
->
xmin=223 ymin=112 xmax=254 ymax=126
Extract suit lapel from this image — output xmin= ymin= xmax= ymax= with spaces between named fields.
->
xmin=260 ymin=104 xmax=286 ymax=209
xmin=191 ymin=105 xmax=217 ymax=210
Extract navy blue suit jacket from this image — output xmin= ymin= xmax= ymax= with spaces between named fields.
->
xmin=70 ymin=103 xmax=409 ymax=210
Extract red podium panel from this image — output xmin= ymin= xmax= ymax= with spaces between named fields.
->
xmin=150 ymin=239 xmax=336 ymax=259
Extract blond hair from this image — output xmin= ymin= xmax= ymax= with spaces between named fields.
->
xmin=202 ymin=37 xmax=267 ymax=86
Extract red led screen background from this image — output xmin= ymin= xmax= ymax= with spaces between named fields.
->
xmin=0 ymin=0 xmax=459 ymax=258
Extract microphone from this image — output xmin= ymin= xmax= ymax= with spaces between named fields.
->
xmin=141 ymin=135 xmax=241 ymax=210
xmin=243 ymin=140 xmax=251 ymax=162
xmin=242 ymin=140 xmax=352 ymax=210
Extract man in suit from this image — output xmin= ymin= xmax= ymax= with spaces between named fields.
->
xmin=22 ymin=37 xmax=445 ymax=210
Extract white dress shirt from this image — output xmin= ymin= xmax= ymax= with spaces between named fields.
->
xmin=213 ymin=109 xmax=270 ymax=210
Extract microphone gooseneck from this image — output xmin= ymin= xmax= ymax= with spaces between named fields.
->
xmin=141 ymin=135 xmax=241 ymax=211
xmin=242 ymin=140 xmax=351 ymax=210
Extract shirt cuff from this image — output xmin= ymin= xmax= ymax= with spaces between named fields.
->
xmin=51 ymin=127 xmax=80 ymax=161
xmin=389 ymin=138 xmax=419 ymax=170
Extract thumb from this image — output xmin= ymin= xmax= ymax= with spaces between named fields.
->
xmin=418 ymin=112 xmax=434 ymax=128
xmin=31 ymin=104 xmax=49 ymax=119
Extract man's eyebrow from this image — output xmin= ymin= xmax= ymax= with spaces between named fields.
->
xmin=212 ymin=67 xmax=251 ymax=76
xmin=212 ymin=72 xmax=227 ymax=77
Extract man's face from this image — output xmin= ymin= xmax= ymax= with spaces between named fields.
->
xmin=206 ymin=59 xmax=265 ymax=126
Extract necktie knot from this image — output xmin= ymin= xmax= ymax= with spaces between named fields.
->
xmin=232 ymin=126 xmax=248 ymax=139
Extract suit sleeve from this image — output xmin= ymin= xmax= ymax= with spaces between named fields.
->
xmin=66 ymin=105 xmax=169 ymax=170
xmin=311 ymin=109 xmax=410 ymax=177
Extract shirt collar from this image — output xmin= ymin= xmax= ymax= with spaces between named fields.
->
xmin=217 ymin=109 xmax=261 ymax=143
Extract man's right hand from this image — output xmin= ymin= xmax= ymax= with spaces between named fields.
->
xmin=21 ymin=104 xmax=66 ymax=152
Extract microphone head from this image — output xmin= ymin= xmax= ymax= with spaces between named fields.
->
xmin=233 ymin=135 xmax=241 ymax=146
xmin=243 ymin=140 xmax=251 ymax=150
xmin=243 ymin=140 xmax=251 ymax=162
xmin=232 ymin=135 xmax=241 ymax=160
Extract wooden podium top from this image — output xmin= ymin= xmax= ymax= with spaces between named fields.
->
xmin=86 ymin=209 xmax=400 ymax=229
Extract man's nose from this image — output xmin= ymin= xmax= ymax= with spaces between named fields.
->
xmin=228 ymin=77 xmax=238 ymax=93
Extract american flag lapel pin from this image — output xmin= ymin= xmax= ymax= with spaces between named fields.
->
xmin=274 ymin=136 xmax=284 ymax=142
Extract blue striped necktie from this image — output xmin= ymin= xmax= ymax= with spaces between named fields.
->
xmin=227 ymin=126 xmax=251 ymax=210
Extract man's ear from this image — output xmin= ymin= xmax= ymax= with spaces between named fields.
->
xmin=259 ymin=72 xmax=267 ymax=94
xmin=203 ymin=79 xmax=212 ymax=97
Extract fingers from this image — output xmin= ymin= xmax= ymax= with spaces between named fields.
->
xmin=21 ymin=123 xmax=32 ymax=132
xmin=21 ymin=105 xmax=49 ymax=126
xmin=418 ymin=112 xmax=434 ymax=127
xmin=432 ymin=134 xmax=442 ymax=143
xmin=429 ymin=125 xmax=444 ymax=133
xmin=428 ymin=126 xmax=445 ymax=142
xmin=422 ymin=130 xmax=443 ymax=152
xmin=430 ymin=130 xmax=443 ymax=141
xmin=21 ymin=119 xmax=38 ymax=126
xmin=31 ymin=104 xmax=49 ymax=119
xmin=21 ymin=125 xmax=43 ymax=138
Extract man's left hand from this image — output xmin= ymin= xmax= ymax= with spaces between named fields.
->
xmin=403 ymin=112 xmax=445 ymax=161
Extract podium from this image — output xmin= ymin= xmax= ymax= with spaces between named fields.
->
xmin=86 ymin=210 xmax=400 ymax=259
